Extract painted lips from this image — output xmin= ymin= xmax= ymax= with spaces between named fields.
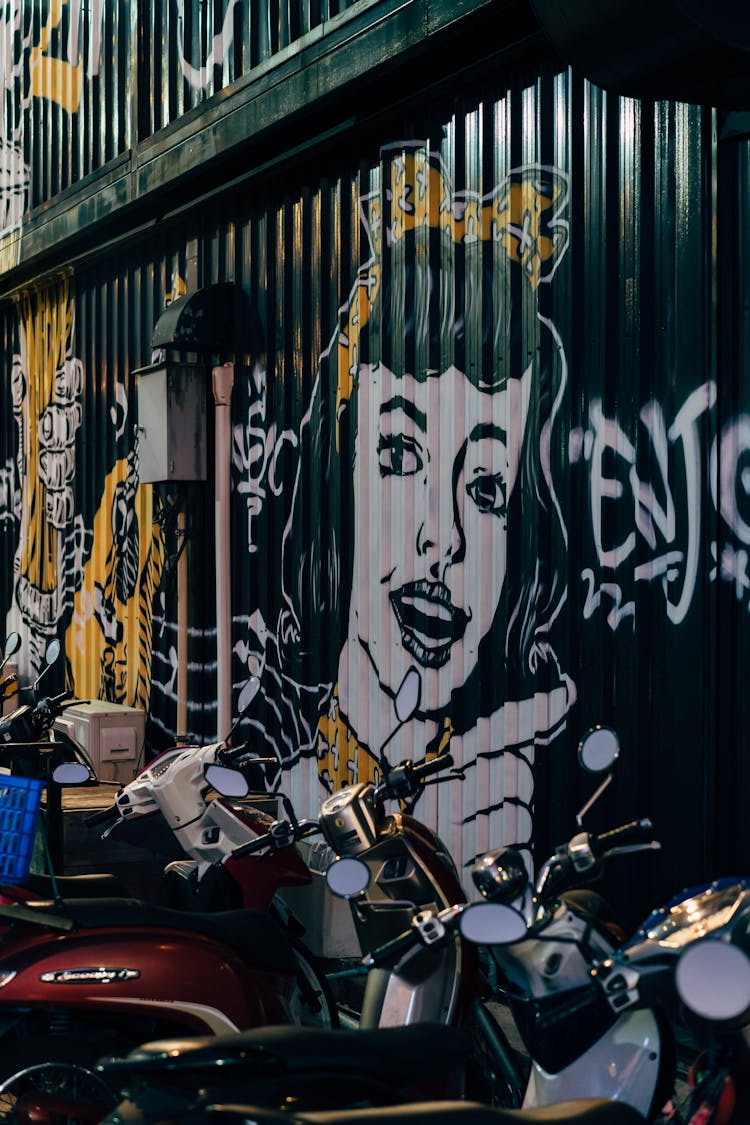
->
xmin=390 ymin=581 xmax=469 ymax=668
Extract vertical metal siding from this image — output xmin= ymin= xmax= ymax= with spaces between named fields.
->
xmin=140 ymin=0 xmax=362 ymax=139
xmin=1 ymin=50 xmax=742 ymax=918
xmin=0 ymin=2 xmax=131 ymax=211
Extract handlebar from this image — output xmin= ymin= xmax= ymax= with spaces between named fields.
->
xmin=535 ymin=817 xmax=659 ymax=899
xmin=231 ymin=817 xmax=320 ymax=859
xmin=362 ymin=927 xmax=423 ymax=969
xmin=84 ymin=805 xmax=120 ymax=828
xmin=361 ymin=903 xmax=464 ymax=969
xmin=376 ymin=753 xmax=455 ymax=801
xmin=590 ymin=818 xmax=656 ymax=857
xmin=411 ymin=753 xmax=454 ymax=782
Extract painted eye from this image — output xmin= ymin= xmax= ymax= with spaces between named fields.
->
xmin=467 ymin=473 xmax=507 ymax=518
xmin=378 ymin=434 xmax=423 ymax=477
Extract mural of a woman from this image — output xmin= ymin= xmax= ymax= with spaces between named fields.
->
xmin=245 ymin=143 xmax=574 ymax=866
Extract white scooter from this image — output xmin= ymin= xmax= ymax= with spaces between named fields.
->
xmin=325 ymin=726 xmax=674 ymax=1119
xmin=86 ymin=677 xmax=337 ymax=1028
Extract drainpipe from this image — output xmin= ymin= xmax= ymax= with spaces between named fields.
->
xmin=176 ymin=506 xmax=188 ymax=744
xmin=212 ymin=362 xmax=235 ymax=741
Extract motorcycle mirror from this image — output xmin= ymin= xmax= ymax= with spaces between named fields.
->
xmin=221 ymin=676 xmax=262 ymax=746
xmin=32 ymin=638 xmax=62 ymax=692
xmin=0 ymin=632 xmax=21 ymax=670
xmin=325 ymin=856 xmax=371 ymax=899
xmin=51 ymin=761 xmax=92 ymax=786
xmin=394 ymin=668 xmax=421 ymax=724
xmin=459 ymin=902 xmax=528 ymax=945
xmin=578 ymin=726 xmax=620 ymax=774
xmin=204 ymin=763 xmax=250 ymax=798
xmin=237 ymin=676 xmax=260 ymax=713
xmin=376 ymin=668 xmax=423 ymax=771
xmin=676 ymin=940 xmax=750 ymax=1022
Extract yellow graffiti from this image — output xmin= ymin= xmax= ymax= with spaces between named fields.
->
xmin=334 ymin=148 xmax=569 ymax=440
xmin=13 ymin=277 xmax=164 ymax=710
xmin=29 ymin=1 xmax=84 ymax=115
xmin=66 ymin=463 xmax=165 ymax=709
xmin=317 ymin=691 xmax=452 ymax=791
xmin=17 ymin=276 xmax=71 ymax=605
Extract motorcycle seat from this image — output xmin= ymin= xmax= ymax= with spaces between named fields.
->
xmin=98 ymin=1023 xmax=474 ymax=1086
xmin=288 ymin=1098 xmax=645 ymax=1123
xmin=24 ymin=872 xmax=131 ymax=898
xmin=20 ymin=898 xmax=298 ymax=975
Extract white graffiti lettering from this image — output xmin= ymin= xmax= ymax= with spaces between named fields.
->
xmin=176 ymin=0 xmax=240 ymax=90
xmin=232 ymin=365 xmax=298 ymax=554
xmin=574 ymin=381 xmax=750 ymax=627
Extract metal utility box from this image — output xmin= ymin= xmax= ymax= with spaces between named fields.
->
xmin=135 ymin=361 xmax=207 ymax=483
xmin=54 ymin=701 xmax=146 ymax=785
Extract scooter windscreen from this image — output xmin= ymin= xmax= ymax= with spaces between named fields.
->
xmin=623 ymin=878 xmax=750 ymax=954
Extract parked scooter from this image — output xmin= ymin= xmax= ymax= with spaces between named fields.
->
xmin=194 ymin=669 xmax=523 ymax=1106
xmin=321 ymin=726 xmax=674 ymax=1119
xmin=82 ymin=676 xmax=337 ymax=1028
xmin=0 ymin=654 xmax=321 ymax=1123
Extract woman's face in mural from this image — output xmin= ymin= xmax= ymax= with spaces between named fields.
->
xmin=347 ymin=360 xmax=529 ymax=714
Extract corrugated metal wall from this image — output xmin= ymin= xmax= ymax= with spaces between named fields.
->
xmin=139 ymin=0 xmax=360 ymax=138
xmin=1 ymin=35 xmax=745 ymax=922
xmin=0 ymin=2 xmax=131 ymax=214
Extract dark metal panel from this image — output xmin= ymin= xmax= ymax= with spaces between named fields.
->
xmin=139 ymin=0 xmax=363 ymax=140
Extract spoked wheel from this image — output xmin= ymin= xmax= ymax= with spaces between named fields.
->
xmin=289 ymin=936 xmax=339 ymax=1028
xmin=0 ymin=1061 xmax=116 ymax=1124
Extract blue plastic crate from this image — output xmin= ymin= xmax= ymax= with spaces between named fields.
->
xmin=0 ymin=775 xmax=44 ymax=885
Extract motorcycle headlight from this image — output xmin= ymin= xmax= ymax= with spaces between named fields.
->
xmin=472 ymin=846 xmax=529 ymax=903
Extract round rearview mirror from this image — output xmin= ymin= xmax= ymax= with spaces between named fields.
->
xmin=237 ymin=676 xmax=260 ymax=714
xmin=676 ymin=940 xmax=750 ymax=1022
xmin=45 ymin=639 xmax=62 ymax=667
xmin=578 ymin=726 xmax=620 ymax=774
xmin=459 ymin=902 xmax=528 ymax=946
xmin=204 ymin=764 xmax=250 ymax=798
xmin=51 ymin=761 xmax=91 ymax=786
xmin=325 ymin=857 xmax=371 ymax=899
xmin=394 ymin=668 xmax=421 ymax=724
xmin=3 ymin=632 xmax=20 ymax=659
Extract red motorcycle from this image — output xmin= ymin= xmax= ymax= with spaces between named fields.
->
xmin=0 ymin=647 xmax=313 ymax=1123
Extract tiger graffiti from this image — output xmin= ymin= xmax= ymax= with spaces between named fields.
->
xmin=2 ymin=278 xmax=164 ymax=705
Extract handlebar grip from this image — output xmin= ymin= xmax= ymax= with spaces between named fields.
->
xmin=592 ymin=818 xmax=655 ymax=856
xmin=364 ymin=927 xmax=418 ymax=969
xmin=411 ymin=753 xmax=454 ymax=782
xmin=84 ymin=805 xmax=119 ymax=827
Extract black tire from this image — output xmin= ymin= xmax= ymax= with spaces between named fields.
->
xmin=0 ymin=1060 xmax=117 ymax=1123
xmin=288 ymin=935 xmax=340 ymax=1028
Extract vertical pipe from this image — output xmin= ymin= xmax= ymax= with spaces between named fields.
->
xmin=176 ymin=505 xmax=188 ymax=743
xmin=212 ymin=362 xmax=235 ymax=741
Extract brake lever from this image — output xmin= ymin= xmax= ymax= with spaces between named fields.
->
xmin=601 ymin=842 xmax=662 ymax=859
